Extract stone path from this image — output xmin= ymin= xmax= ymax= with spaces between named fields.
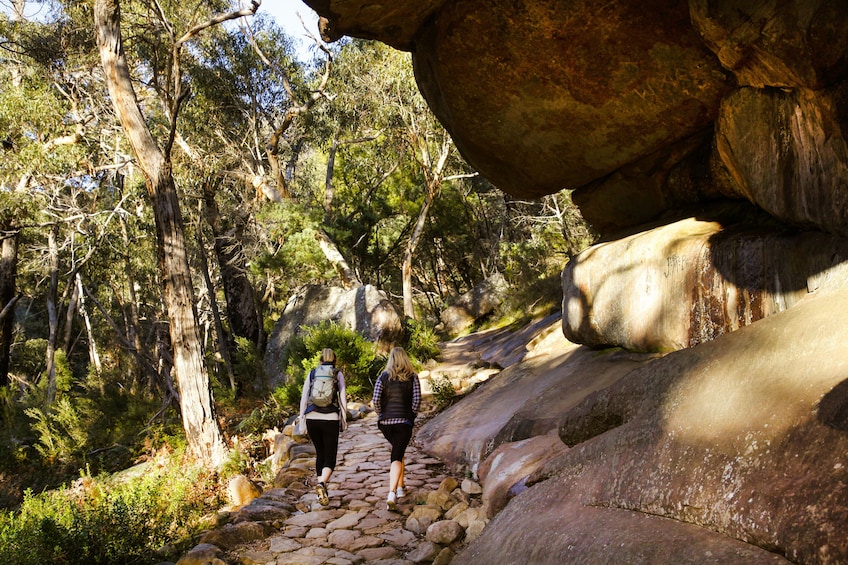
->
xmin=196 ymin=411 xmax=483 ymax=565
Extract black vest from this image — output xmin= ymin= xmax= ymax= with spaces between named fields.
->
xmin=379 ymin=372 xmax=414 ymax=421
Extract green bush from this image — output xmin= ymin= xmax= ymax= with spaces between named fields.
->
xmin=402 ymin=319 xmax=441 ymax=363
xmin=234 ymin=396 xmax=295 ymax=436
xmin=283 ymin=321 xmax=385 ymax=402
xmin=430 ymin=375 xmax=456 ymax=411
xmin=0 ymin=458 xmax=221 ymax=564
xmin=25 ymin=396 xmax=95 ymax=465
xmin=232 ymin=336 xmax=266 ymax=393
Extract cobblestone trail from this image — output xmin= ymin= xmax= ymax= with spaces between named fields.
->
xmin=199 ymin=411 xmax=480 ymax=565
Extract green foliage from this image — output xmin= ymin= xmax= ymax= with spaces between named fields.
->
xmin=0 ymin=459 xmax=222 ymax=565
xmin=402 ymin=319 xmax=441 ymax=363
xmin=12 ymin=339 xmax=47 ymax=382
xmin=283 ymin=321 xmax=385 ymax=402
xmin=235 ymin=397 xmax=294 ymax=437
xmin=25 ymin=397 xmax=94 ymax=464
xmin=252 ymin=201 xmax=338 ymax=297
xmin=219 ymin=443 xmax=251 ymax=480
xmin=430 ymin=375 xmax=456 ymax=412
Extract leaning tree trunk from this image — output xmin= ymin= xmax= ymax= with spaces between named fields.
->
xmin=202 ymin=182 xmax=264 ymax=350
xmin=196 ymin=212 xmax=236 ymax=395
xmin=75 ymin=274 xmax=101 ymax=375
xmin=45 ymin=224 xmax=60 ymax=405
xmin=402 ymin=136 xmax=451 ymax=319
xmin=402 ymin=193 xmax=435 ymax=319
xmin=95 ymin=0 xmax=226 ymax=468
xmin=0 ymin=230 xmax=19 ymax=387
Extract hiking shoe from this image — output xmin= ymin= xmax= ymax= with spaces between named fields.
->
xmin=386 ymin=491 xmax=397 ymax=511
xmin=395 ymin=486 xmax=405 ymax=499
xmin=316 ymin=483 xmax=329 ymax=506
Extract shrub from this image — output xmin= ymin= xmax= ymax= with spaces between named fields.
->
xmin=402 ymin=319 xmax=441 ymax=363
xmin=25 ymin=396 xmax=95 ymax=465
xmin=430 ymin=375 xmax=456 ymax=411
xmin=0 ymin=457 xmax=222 ymax=565
xmin=232 ymin=336 xmax=266 ymax=393
xmin=283 ymin=321 xmax=385 ymax=402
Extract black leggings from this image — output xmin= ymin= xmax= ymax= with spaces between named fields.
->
xmin=306 ymin=418 xmax=340 ymax=474
xmin=378 ymin=422 xmax=413 ymax=462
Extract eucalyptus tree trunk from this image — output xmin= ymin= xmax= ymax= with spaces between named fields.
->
xmin=402 ymin=193 xmax=435 ymax=319
xmin=94 ymin=0 xmax=226 ymax=467
xmin=0 ymin=230 xmax=19 ymax=387
xmin=196 ymin=210 xmax=236 ymax=395
xmin=201 ymin=182 xmax=264 ymax=351
xmin=75 ymin=273 xmax=101 ymax=375
xmin=119 ymin=215 xmax=144 ymax=390
xmin=402 ymin=136 xmax=452 ymax=319
xmin=45 ymin=224 xmax=59 ymax=405
xmin=62 ymin=273 xmax=80 ymax=354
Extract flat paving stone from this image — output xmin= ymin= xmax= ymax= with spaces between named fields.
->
xmin=215 ymin=411 xmax=469 ymax=565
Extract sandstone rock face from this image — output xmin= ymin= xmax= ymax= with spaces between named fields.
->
xmin=476 ymin=429 xmax=568 ymax=519
xmin=303 ymin=0 xmax=445 ymax=50
xmin=439 ymin=272 xmax=508 ymax=335
xmin=689 ymin=0 xmax=848 ymax=88
xmin=412 ymin=0 xmax=730 ymax=200
xmin=715 ymin=85 xmax=848 ymax=238
xmin=301 ymin=0 xmax=848 ymax=239
xmin=451 ymin=288 xmax=848 ymax=564
xmin=263 ymin=284 xmax=403 ymax=382
xmin=562 ymin=206 xmax=848 ymax=352
xmin=416 ymin=333 xmax=656 ymax=476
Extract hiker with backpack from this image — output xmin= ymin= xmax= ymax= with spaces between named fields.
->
xmin=298 ymin=348 xmax=347 ymax=506
xmin=372 ymin=346 xmax=421 ymax=510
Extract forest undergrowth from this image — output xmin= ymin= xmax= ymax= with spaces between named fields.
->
xmin=0 ymin=276 xmax=562 ymax=564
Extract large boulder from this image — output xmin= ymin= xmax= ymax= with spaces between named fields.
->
xmin=454 ymin=287 xmax=848 ymax=564
xmin=263 ymin=284 xmax=402 ymax=382
xmin=301 ymin=0 xmax=848 ymax=239
xmin=411 ymin=0 xmax=730 ymax=201
xmin=417 ymin=328 xmax=656 ymax=476
xmin=439 ymin=273 xmax=508 ymax=336
xmin=714 ymin=85 xmax=848 ymax=238
xmin=562 ymin=205 xmax=848 ymax=352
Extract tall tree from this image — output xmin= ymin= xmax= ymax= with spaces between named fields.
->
xmin=202 ymin=179 xmax=265 ymax=352
xmin=0 ymin=202 xmax=22 ymax=388
xmin=92 ymin=0 xmax=257 ymax=467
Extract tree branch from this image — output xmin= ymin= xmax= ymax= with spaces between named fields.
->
xmin=175 ymin=1 xmax=261 ymax=46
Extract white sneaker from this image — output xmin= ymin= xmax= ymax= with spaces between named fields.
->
xmin=395 ymin=486 xmax=404 ymax=499
xmin=386 ymin=491 xmax=397 ymax=510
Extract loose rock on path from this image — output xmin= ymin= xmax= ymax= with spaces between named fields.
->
xmin=179 ymin=411 xmax=485 ymax=565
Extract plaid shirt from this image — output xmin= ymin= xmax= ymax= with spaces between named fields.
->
xmin=372 ymin=372 xmax=421 ymax=425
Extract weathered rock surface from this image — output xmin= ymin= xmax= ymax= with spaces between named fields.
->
xmin=416 ymin=319 xmax=657 ymax=476
xmin=263 ymin=284 xmax=402 ymax=382
xmin=476 ymin=428 xmax=568 ymax=519
xmin=439 ymin=272 xmax=507 ymax=336
xmin=413 ymin=0 xmax=730 ymax=203
xmin=562 ymin=206 xmax=848 ymax=352
xmin=452 ymin=288 xmax=848 ymax=564
xmin=301 ymin=0 xmax=848 ymax=240
xmin=714 ymin=85 xmax=848 ymax=238
xmin=689 ymin=0 xmax=848 ymax=88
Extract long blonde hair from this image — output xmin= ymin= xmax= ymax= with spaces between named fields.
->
xmin=320 ymin=348 xmax=336 ymax=364
xmin=384 ymin=346 xmax=414 ymax=382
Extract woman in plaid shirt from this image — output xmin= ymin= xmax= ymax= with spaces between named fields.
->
xmin=372 ymin=346 xmax=421 ymax=510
